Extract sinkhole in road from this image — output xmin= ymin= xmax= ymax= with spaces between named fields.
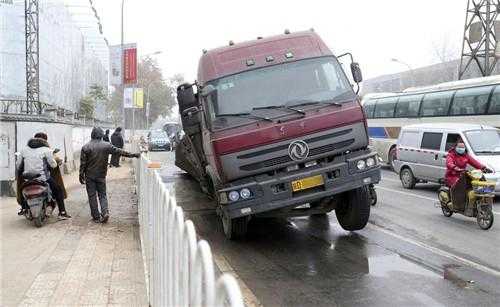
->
xmin=368 ymin=254 xmax=438 ymax=278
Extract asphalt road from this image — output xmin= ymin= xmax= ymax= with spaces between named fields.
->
xmin=149 ymin=151 xmax=500 ymax=306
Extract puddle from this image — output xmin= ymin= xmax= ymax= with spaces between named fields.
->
xmin=368 ymin=253 xmax=439 ymax=278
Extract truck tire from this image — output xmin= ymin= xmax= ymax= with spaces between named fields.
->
xmin=222 ymin=213 xmax=249 ymax=240
xmin=335 ymin=186 xmax=370 ymax=231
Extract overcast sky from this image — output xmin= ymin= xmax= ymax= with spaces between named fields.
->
xmin=94 ymin=0 xmax=466 ymax=82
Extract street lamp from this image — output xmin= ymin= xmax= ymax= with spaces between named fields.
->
xmin=141 ymin=51 xmax=163 ymax=58
xmin=121 ymin=0 xmax=125 ymax=127
xmin=391 ymin=58 xmax=415 ymax=88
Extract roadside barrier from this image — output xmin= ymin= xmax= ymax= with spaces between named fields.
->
xmin=135 ymin=155 xmax=244 ymax=307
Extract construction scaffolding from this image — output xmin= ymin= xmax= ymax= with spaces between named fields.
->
xmin=459 ymin=0 xmax=500 ymax=79
xmin=0 ymin=0 xmax=108 ymax=119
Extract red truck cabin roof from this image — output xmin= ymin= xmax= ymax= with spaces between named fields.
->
xmin=197 ymin=30 xmax=333 ymax=85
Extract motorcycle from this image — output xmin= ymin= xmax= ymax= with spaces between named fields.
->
xmin=16 ymin=148 xmax=60 ymax=227
xmin=438 ymin=169 xmax=495 ymax=230
xmin=20 ymin=172 xmax=56 ymax=227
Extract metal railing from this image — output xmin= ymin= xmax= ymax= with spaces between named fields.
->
xmin=135 ymin=155 xmax=244 ymax=307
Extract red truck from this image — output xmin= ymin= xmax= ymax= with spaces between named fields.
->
xmin=176 ymin=30 xmax=381 ymax=239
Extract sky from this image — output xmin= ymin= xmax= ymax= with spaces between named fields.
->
xmin=93 ymin=0 xmax=466 ymax=82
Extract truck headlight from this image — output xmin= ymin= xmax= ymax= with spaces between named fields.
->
xmin=240 ymin=188 xmax=251 ymax=199
xmin=366 ymin=157 xmax=375 ymax=167
xmin=356 ymin=160 xmax=366 ymax=170
xmin=228 ymin=191 xmax=240 ymax=202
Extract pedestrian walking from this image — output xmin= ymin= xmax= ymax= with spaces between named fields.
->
xmin=103 ymin=129 xmax=110 ymax=142
xmin=79 ymin=127 xmax=140 ymax=223
xmin=110 ymin=127 xmax=124 ymax=167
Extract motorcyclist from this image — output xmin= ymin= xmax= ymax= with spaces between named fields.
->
xmin=445 ymin=139 xmax=491 ymax=188
xmin=16 ymin=132 xmax=71 ymax=218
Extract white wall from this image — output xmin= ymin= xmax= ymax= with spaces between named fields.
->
xmin=2 ymin=121 xmax=99 ymax=181
xmin=0 ymin=121 xmax=16 ymax=181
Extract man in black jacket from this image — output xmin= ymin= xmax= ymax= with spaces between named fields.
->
xmin=110 ymin=127 xmax=124 ymax=167
xmin=79 ymin=127 xmax=140 ymax=223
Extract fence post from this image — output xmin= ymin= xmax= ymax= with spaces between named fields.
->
xmin=134 ymin=154 xmax=244 ymax=307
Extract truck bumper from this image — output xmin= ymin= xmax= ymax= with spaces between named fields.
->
xmin=219 ymin=152 xmax=381 ymax=219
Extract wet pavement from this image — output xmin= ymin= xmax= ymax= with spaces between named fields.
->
xmin=150 ymin=152 xmax=500 ymax=306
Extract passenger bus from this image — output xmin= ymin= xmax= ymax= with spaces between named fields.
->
xmin=362 ymin=75 xmax=500 ymax=169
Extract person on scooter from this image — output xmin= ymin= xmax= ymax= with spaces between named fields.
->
xmin=16 ymin=132 xmax=71 ymax=218
xmin=445 ymin=139 xmax=491 ymax=188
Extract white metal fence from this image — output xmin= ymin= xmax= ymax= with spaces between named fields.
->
xmin=135 ymin=155 xmax=244 ymax=307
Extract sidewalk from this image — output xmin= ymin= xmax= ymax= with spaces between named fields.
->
xmin=0 ymin=164 xmax=147 ymax=307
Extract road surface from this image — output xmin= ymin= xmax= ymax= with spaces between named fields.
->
xmin=150 ymin=151 xmax=500 ymax=306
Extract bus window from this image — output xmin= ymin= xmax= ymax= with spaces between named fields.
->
xmin=363 ymin=100 xmax=376 ymax=118
xmin=373 ymin=97 xmax=397 ymax=118
xmin=450 ymin=86 xmax=492 ymax=115
xmin=488 ymin=86 xmax=500 ymax=114
xmin=395 ymin=94 xmax=422 ymax=117
xmin=420 ymin=91 xmax=453 ymax=117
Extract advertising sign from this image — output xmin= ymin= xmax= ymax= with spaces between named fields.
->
xmin=109 ymin=45 xmax=122 ymax=86
xmin=123 ymin=45 xmax=137 ymax=84
xmin=109 ymin=43 xmax=137 ymax=86
xmin=123 ymin=87 xmax=134 ymax=108
xmin=134 ymin=88 xmax=144 ymax=108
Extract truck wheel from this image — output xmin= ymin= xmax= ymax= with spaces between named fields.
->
xmin=335 ymin=186 xmax=370 ymax=231
xmin=400 ymin=168 xmax=416 ymax=189
xmin=222 ymin=213 xmax=249 ymax=240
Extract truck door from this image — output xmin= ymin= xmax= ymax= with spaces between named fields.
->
xmin=419 ymin=131 xmax=445 ymax=182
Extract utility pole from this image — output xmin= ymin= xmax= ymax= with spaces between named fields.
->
xmin=121 ymin=0 xmax=125 ymax=127
xmin=459 ymin=0 xmax=500 ymax=79
xmin=25 ymin=0 xmax=40 ymax=114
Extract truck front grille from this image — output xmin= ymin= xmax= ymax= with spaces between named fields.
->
xmin=240 ymin=139 xmax=354 ymax=171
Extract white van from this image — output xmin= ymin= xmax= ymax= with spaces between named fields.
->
xmin=393 ymin=123 xmax=500 ymax=190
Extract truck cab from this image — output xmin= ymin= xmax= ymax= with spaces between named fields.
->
xmin=176 ymin=30 xmax=381 ymax=239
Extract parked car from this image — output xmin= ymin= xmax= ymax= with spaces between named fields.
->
xmin=147 ymin=129 xmax=171 ymax=151
xmin=393 ymin=123 xmax=500 ymax=190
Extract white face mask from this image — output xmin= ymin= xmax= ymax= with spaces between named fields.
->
xmin=456 ymin=147 xmax=466 ymax=155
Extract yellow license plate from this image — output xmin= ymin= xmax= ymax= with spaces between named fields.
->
xmin=291 ymin=175 xmax=324 ymax=192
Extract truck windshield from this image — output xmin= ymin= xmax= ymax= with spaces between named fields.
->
xmin=465 ymin=130 xmax=500 ymax=155
xmin=207 ymin=56 xmax=354 ymax=125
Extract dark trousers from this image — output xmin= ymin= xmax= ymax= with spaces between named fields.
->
xmin=110 ymin=153 xmax=120 ymax=167
xmin=85 ymin=177 xmax=108 ymax=220
xmin=47 ymin=177 xmax=66 ymax=213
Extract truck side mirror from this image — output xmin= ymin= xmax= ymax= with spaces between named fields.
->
xmin=351 ymin=62 xmax=363 ymax=83
xmin=200 ymin=84 xmax=217 ymax=98
xmin=177 ymin=83 xmax=198 ymax=114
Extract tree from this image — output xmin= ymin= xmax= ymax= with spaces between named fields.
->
xmin=428 ymin=33 xmax=460 ymax=82
xmin=79 ymin=95 xmax=95 ymax=118
xmin=78 ymin=84 xmax=107 ymax=118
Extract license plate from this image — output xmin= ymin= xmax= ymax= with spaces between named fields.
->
xmin=291 ymin=175 xmax=324 ymax=192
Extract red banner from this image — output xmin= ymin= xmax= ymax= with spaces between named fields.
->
xmin=123 ymin=47 xmax=137 ymax=84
